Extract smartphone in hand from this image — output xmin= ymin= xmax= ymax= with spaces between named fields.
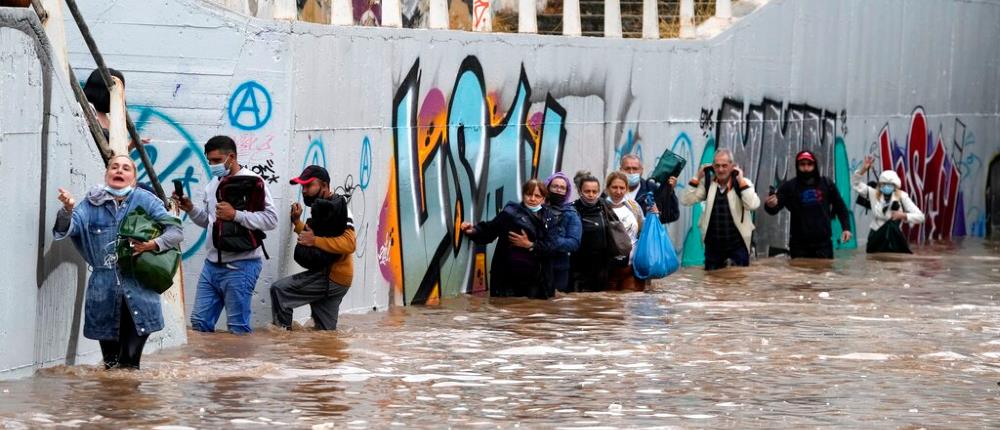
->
xmin=172 ymin=179 xmax=184 ymax=197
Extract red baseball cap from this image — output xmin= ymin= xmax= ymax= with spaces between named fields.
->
xmin=796 ymin=151 xmax=816 ymax=162
xmin=289 ymin=165 xmax=330 ymax=185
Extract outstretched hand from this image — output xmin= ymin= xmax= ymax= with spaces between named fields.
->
xmin=57 ymin=188 xmax=76 ymax=212
xmin=862 ymin=155 xmax=875 ymax=171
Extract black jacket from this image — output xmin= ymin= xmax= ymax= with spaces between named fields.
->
xmin=765 ymin=170 xmax=850 ymax=249
xmin=570 ymin=199 xmax=612 ymax=292
xmin=467 ymin=202 xmax=549 ymax=299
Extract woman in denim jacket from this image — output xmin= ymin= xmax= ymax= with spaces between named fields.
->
xmin=53 ymin=155 xmax=183 ymax=369
xmin=538 ymin=172 xmax=582 ymax=295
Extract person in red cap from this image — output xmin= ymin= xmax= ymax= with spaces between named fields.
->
xmin=764 ymin=150 xmax=852 ymax=259
xmin=270 ymin=165 xmax=356 ymax=330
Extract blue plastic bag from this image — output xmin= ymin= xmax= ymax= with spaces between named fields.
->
xmin=632 ymin=213 xmax=680 ymax=280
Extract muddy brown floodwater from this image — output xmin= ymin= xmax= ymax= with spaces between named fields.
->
xmin=2 ymin=239 xmax=999 ymax=429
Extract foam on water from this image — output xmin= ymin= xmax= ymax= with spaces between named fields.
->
xmin=818 ymin=353 xmax=897 ymax=361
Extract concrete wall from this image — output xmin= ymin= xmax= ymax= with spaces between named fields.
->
xmin=2 ymin=0 xmax=998 ymax=376
xmin=0 ymin=8 xmax=188 ymax=379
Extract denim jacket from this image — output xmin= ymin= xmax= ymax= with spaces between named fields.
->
xmin=54 ymin=186 xmax=183 ymax=340
xmin=536 ymin=203 xmax=582 ymax=270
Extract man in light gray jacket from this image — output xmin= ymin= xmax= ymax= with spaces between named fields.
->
xmin=680 ymin=149 xmax=760 ymax=270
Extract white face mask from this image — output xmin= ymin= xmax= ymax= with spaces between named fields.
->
xmin=104 ymin=185 xmax=133 ymax=197
xmin=209 ymin=161 xmax=229 ymax=178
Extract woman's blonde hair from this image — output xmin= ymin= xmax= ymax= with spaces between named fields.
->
xmin=605 ymin=171 xmax=628 ymax=190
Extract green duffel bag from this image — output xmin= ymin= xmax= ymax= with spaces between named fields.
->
xmin=132 ymin=248 xmax=181 ymax=294
xmin=650 ymin=148 xmax=687 ymax=185
xmin=117 ymin=207 xmax=181 ymax=294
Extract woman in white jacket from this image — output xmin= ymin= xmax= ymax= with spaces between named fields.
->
xmin=853 ymin=155 xmax=925 ymax=253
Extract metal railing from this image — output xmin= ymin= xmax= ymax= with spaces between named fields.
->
xmin=27 ymin=0 xmax=168 ymax=204
xmin=219 ymin=0 xmax=729 ymax=39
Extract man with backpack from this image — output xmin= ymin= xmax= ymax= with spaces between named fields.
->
xmin=270 ymin=166 xmax=356 ymax=330
xmin=175 ymin=135 xmax=278 ymax=334
xmin=764 ymin=150 xmax=852 ymax=259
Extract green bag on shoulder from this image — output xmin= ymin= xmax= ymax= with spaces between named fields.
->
xmin=117 ymin=207 xmax=181 ymax=294
xmin=650 ymin=148 xmax=687 ymax=185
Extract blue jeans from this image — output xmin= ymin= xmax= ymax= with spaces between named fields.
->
xmin=190 ymin=259 xmax=263 ymax=334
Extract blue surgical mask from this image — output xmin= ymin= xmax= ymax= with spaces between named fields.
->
xmin=526 ymin=204 xmax=542 ymax=213
xmin=104 ymin=185 xmax=133 ymax=197
xmin=209 ymin=161 xmax=229 ymax=178
xmin=880 ymin=184 xmax=895 ymax=196
xmin=626 ymin=173 xmax=641 ymax=187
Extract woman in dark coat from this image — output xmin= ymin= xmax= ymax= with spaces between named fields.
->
xmin=460 ymin=179 xmax=551 ymax=299
xmin=569 ymin=171 xmax=612 ymax=292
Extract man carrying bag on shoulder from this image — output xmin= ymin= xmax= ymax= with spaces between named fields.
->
xmin=270 ymin=166 xmax=356 ymax=331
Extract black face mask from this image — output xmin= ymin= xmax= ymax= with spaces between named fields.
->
xmin=303 ymin=193 xmax=319 ymax=207
xmin=796 ymin=170 xmax=818 ymax=188
xmin=547 ymin=193 xmax=566 ymax=206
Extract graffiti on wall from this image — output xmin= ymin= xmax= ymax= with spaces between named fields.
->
xmin=378 ymin=56 xmax=567 ymax=305
xmin=130 ymin=105 xmax=211 ymax=260
xmin=875 ymin=107 xmax=967 ymax=242
xmin=692 ymin=99 xmax=857 ymax=262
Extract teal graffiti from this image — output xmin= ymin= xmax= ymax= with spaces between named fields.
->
xmin=129 ymin=105 xmax=210 ymax=260
xmin=614 ymin=128 xmax=643 ymax=167
xmin=681 ymin=137 xmax=716 ymax=267
xmin=832 ymin=136 xmax=858 ymax=249
xmin=359 ymin=136 xmax=372 ymax=190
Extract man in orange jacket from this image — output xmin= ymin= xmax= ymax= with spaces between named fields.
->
xmin=270 ymin=166 xmax=356 ymax=330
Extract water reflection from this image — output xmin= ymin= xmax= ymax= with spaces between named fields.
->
xmin=1 ymin=239 xmax=999 ymax=428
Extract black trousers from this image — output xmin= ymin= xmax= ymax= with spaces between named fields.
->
xmin=99 ymin=299 xmax=150 ymax=369
xmin=789 ymin=241 xmax=834 ymax=259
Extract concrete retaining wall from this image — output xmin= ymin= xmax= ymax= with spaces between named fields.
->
xmin=1 ymin=0 xmax=997 ymax=377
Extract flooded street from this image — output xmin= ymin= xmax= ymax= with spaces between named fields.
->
xmin=2 ymin=240 xmax=999 ymax=429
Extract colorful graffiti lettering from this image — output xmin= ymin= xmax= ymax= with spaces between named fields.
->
xmin=378 ymin=56 xmax=567 ymax=305
xmin=699 ymin=98 xmax=856 ymax=260
xmin=878 ymin=107 xmax=962 ymax=242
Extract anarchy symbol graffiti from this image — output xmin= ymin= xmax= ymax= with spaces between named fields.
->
xmin=227 ymin=81 xmax=272 ymax=131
